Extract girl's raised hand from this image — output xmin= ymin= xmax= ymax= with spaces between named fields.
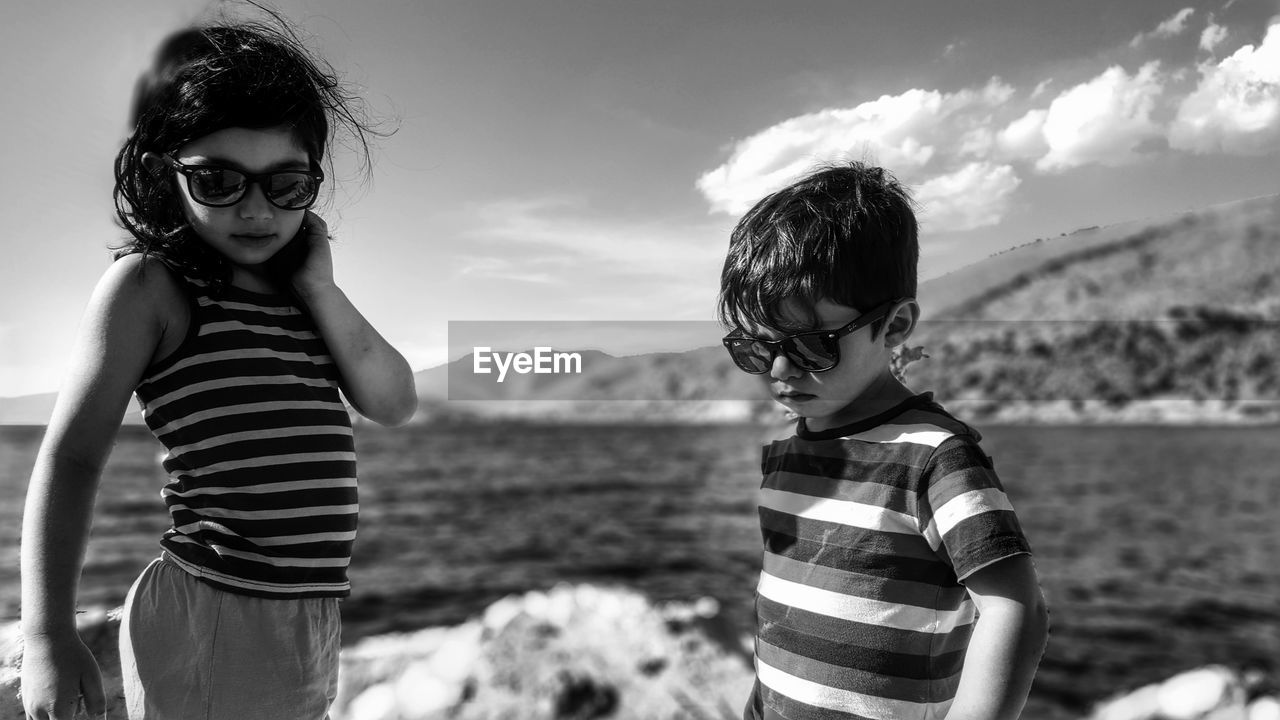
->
xmin=289 ymin=210 xmax=336 ymax=296
xmin=20 ymin=632 xmax=106 ymax=720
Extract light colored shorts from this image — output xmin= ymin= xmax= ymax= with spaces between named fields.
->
xmin=118 ymin=554 xmax=341 ymax=720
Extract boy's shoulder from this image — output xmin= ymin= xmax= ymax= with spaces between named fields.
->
xmin=766 ymin=395 xmax=992 ymax=478
xmin=788 ymin=393 xmax=979 ymax=446
xmin=885 ymin=394 xmax=982 ymax=445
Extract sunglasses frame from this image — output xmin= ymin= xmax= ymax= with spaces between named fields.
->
xmin=159 ymin=154 xmax=324 ymax=210
xmin=722 ymin=299 xmax=900 ymax=375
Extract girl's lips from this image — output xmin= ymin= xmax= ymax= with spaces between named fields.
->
xmin=777 ymin=391 xmax=817 ymax=402
xmin=231 ymin=233 xmax=277 ymax=245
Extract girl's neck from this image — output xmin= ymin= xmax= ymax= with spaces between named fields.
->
xmin=228 ymin=265 xmax=284 ymax=295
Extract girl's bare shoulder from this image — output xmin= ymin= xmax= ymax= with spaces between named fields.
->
xmin=97 ymin=253 xmax=185 ymax=307
xmin=92 ymin=253 xmax=190 ymax=347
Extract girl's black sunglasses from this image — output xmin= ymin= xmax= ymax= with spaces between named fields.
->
xmin=722 ymin=300 xmax=899 ymax=374
xmin=155 ymin=153 xmax=324 ymax=210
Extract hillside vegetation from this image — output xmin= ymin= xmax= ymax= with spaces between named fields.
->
xmin=905 ymin=195 xmax=1280 ymax=421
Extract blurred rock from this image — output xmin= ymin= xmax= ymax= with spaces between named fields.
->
xmin=1087 ymin=665 xmax=1262 ymax=720
xmin=0 ymin=586 xmax=750 ymax=720
xmin=334 ymin=622 xmax=486 ymax=719
xmin=1248 ymin=697 xmax=1280 ymax=720
xmin=331 ymin=583 xmax=753 ymax=720
xmin=7 ymin=592 xmax=1269 ymax=720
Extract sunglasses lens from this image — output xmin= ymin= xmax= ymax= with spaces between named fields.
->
xmin=189 ymin=168 xmax=247 ymax=205
xmin=725 ymin=338 xmax=774 ymax=374
xmin=786 ymin=333 xmax=839 ymax=372
xmin=266 ymin=173 xmax=320 ymax=210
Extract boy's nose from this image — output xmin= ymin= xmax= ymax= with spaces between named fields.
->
xmin=768 ymin=354 xmax=802 ymax=381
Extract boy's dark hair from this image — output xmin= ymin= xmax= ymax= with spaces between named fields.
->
xmin=112 ymin=7 xmax=378 ymax=292
xmin=718 ymin=161 xmax=918 ymax=333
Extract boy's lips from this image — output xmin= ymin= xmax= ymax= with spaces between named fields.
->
xmin=776 ymin=388 xmax=817 ymax=402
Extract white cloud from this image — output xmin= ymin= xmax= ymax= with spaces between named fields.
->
xmin=1036 ymin=62 xmax=1166 ymax=171
xmin=695 ymin=79 xmax=1021 ymax=229
xmin=1200 ymin=21 xmax=1229 ymax=52
xmin=455 ymin=195 xmax=729 ymax=315
xmin=456 ymin=256 xmax=558 ymax=285
xmin=696 ymin=90 xmax=945 ymax=215
xmin=914 ymin=163 xmax=1021 ymax=233
xmin=695 ymin=11 xmax=1279 ymax=231
xmin=997 ymin=109 xmax=1049 ymax=161
xmin=1170 ymin=23 xmax=1280 ymax=155
xmin=1130 ymin=7 xmax=1196 ymax=46
xmin=957 ymin=127 xmax=995 ymax=159
xmin=1155 ymin=7 xmax=1196 ymax=37
xmin=465 ymin=196 xmax=723 ymax=270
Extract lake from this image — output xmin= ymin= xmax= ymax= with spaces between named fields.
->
xmin=2 ymin=421 xmax=1277 ymax=719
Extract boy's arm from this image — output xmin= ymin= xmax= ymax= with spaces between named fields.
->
xmin=946 ymin=553 xmax=1049 ymax=720
xmin=291 ymin=212 xmax=417 ymax=427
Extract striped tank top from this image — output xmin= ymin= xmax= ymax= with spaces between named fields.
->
xmin=134 ymin=276 xmax=358 ymax=599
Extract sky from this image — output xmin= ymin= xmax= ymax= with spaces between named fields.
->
xmin=2 ymin=0 xmax=1279 ymax=397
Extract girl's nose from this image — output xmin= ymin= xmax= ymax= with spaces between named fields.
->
xmin=237 ymin=182 xmax=275 ymax=220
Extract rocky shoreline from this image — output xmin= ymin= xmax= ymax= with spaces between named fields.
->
xmin=949 ymin=399 xmax=1280 ymax=426
xmin=2 ymin=584 xmax=1276 ymax=719
xmin=413 ymin=398 xmax=1280 ymax=427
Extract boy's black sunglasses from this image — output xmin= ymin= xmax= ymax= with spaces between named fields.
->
xmin=156 ymin=154 xmax=324 ymax=210
xmin=721 ymin=300 xmax=900 ymax=375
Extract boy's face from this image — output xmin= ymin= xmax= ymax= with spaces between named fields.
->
xmin=746 ymin=297 xmax=907 ymax=432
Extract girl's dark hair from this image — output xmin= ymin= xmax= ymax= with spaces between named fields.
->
xmin=717 ymin=161 xmax=919 ymax=333
xmin=112 ymin=5 xmax=378 ymax=292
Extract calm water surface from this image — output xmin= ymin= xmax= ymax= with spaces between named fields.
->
xmin=2 ymin=421 xmax=1277 ymax=719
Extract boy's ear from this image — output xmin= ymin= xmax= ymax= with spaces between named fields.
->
xmin=881 ymin=299 xmax=920 ymax=348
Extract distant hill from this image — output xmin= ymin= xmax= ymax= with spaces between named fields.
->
xmin=905 ymin=194 xmax=1280 ymax=423
xmin=5 ymin=194 xmax=1278 ymax=425
xmin=415 ymin=193 xmax=1280 ymax=424
xmin=0 ymin=393 xmax=61 ymax=427
xmin=0 ymin=392 xmax=146 ymax=427
xmin=921 ymin=194 xmax=1279 ymax=322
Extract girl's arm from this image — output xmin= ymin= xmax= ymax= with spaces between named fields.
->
xmin=289 ymin=211 xmax=417 ymax=427
xmin=945 ymin=553 xmax=1050 ymax=720
xmin=21 ymin=254 xmax=183 ymax=720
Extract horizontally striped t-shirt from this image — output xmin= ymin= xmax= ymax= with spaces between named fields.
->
xmin=133 ymin=277 xmax=358 ymax=599
xmin=746 ymin=394 xmax=1031 ymax=720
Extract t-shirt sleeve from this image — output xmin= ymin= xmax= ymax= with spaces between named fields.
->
xmin=918 ymin=435 xmax=1032 ymax=581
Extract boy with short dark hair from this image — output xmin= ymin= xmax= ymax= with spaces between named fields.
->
xmin=719 ymin=162 xmax=1049 ymax=720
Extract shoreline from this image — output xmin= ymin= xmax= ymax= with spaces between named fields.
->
xmin=4 ymin=588 xmax=1277 ymax=720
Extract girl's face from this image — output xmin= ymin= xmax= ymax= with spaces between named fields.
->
xmin=170 ymin=125 xmax=311 ymax=286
